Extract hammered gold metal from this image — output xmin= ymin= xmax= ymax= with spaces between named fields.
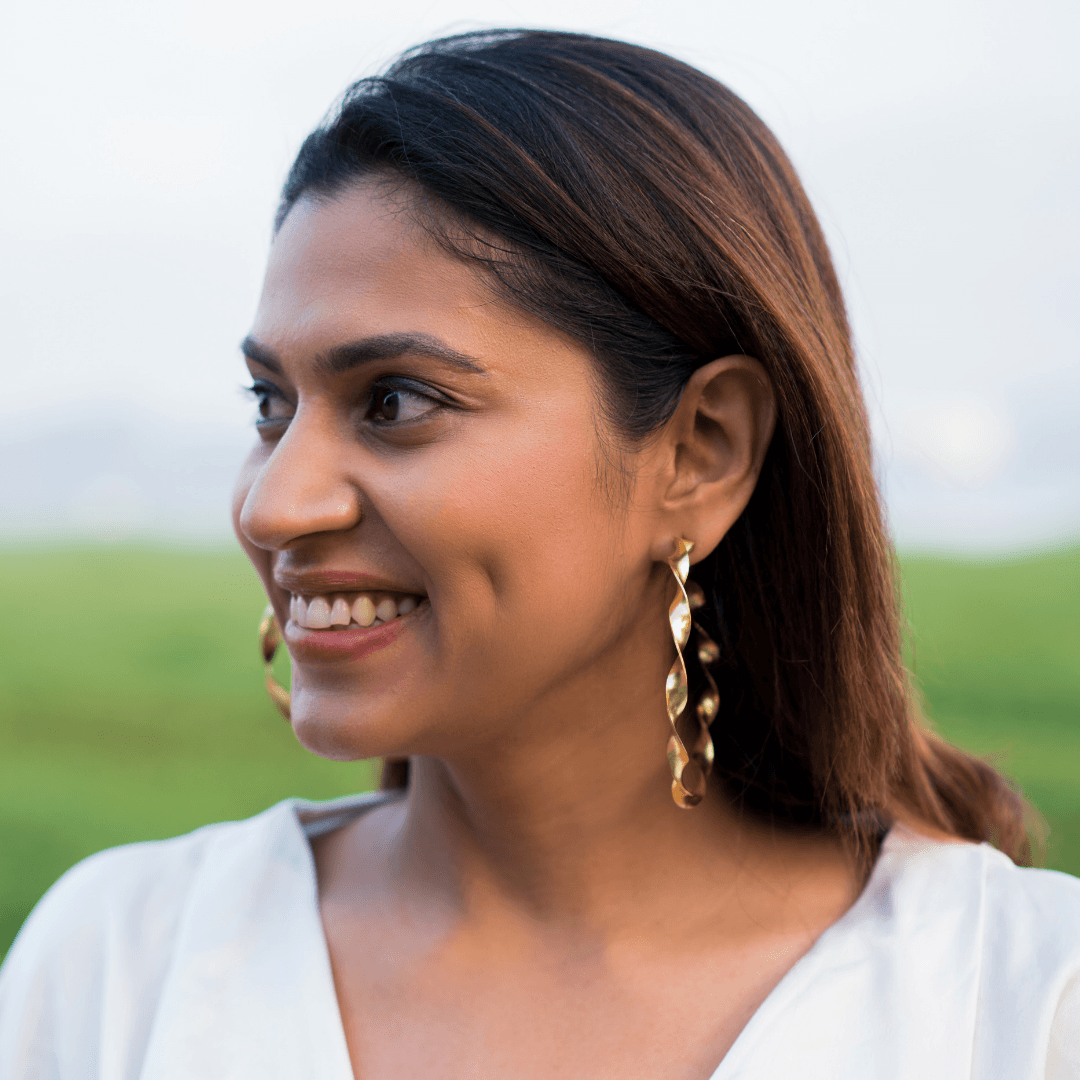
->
xmin=259 ymin=605 xmax=291 ymax=721
xmin=665 ymin=539 xmax=716 ymax=808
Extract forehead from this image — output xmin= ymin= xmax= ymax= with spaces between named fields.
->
xmin=260 ymin=183 xmax=466 ymax=331
xmin=253 ymin=181 xmax=570 ymax=378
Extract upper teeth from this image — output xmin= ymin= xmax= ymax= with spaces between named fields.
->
xmin=290 ymin=593 xmax=422 ymax=630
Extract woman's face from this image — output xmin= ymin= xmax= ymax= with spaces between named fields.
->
xmin=233 ymin=180 xmax=671 ymax=764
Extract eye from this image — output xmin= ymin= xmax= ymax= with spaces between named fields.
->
xmin=368 ymin=380 xmax=441 ymax=424
xmin=245 ymin=379 xmax=293 ymax=429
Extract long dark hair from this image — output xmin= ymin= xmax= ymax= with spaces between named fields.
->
xmin=278 ymin=29 xmax=1031 ymax=870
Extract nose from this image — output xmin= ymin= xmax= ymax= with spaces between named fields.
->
xmin=238 ymin=412 xmax=362 ymax=550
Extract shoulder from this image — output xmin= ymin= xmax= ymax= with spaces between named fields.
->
xmin=882 ymin=827 xmax=1080 ymax=965
xmin=3 ymin=804 xmax=295 ymax=969
xmin=729 ymin=835 xmax=1080 ymax=1077
xmin=879 ymin=828 xmax=1080 ymax=1074
xmin=13 ymin=822 xmax=219 ymax=943
xmin=0 ymin=801 xmax=307 ymax=1077
xmin=1 ymin=822 xmax=218 ymax=991
xmin=980 ymin=842 xmax=1080 ymax=966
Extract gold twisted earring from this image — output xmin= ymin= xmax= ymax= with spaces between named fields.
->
xmin=259 ymin=606 xmax=291 ymax=720
xmin=665 ymin=539 xmax=718 ymax=808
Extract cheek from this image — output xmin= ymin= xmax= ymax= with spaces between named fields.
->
xmin=397 ymin=414 xmax=628 ymax=642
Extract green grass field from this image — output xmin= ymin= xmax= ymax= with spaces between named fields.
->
xmin=1 ymin=543 xmax=1077 ymax=959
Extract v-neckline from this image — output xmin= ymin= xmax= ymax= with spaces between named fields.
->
xmin=702 ymin=837 xmax=893 ymax=1077
xmin=284 ymin=794 xmax=895 ymax=1080
xmin=288 ymin=792 xmax=400 ymax=1080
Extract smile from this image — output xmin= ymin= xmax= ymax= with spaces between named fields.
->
xmin=289 ymin=591 xmax=427 ymax=630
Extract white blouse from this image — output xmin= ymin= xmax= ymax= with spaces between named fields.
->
xmin=1 ymin=793 xmax=1079 ymax=1079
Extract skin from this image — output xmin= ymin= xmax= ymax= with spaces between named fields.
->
xmin=233 ymin=178 xmax=862 ymax=1080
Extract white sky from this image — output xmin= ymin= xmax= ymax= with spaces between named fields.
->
xmin=2 ymin=0 xmax=1078 ymax=551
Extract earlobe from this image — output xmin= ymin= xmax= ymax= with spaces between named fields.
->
xmin=658 ymin=354 xmax=776 ymax=560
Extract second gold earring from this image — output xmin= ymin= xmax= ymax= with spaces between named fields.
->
xmin=259 ymin=606 xmax=292 ymax=721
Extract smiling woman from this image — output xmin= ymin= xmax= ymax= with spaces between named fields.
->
xmin=2 ymin=29 xmax=1079 ymax=1080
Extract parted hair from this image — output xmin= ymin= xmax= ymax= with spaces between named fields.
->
xmin=279 ymin=29 xmax=1032 ymax=870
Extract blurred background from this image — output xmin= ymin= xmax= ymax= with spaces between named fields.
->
xmin=1 ymin=0 xmax=1077 ymax=957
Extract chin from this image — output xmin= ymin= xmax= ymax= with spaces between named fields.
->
xmin=288 ymin=690 xmax=413 ymax=763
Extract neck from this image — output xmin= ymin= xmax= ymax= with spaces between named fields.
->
xmin=352 ymin=599 xmax=858 ymax=945
xmin=400 ymin=753 xmax=727 ymax=919
xmin=387 ymin=754 xmax=856 ymax=956
xmin=384 ymin=676 xmax=843 ymax=943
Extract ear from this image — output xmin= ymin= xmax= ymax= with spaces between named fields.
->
xmin=648 ymin=355 xmax=776 ymax=563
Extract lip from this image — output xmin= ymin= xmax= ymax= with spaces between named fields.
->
xmin=274 ymin=569 xmax=425 ymax=596
xmin=284 ymin=615 xmax=406 ymax=663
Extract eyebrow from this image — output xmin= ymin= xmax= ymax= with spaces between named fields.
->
xmin=239 ymin=332 xmax=487 ymax=376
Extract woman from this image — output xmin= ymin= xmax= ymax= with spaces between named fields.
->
xmin=1 ymin=29 xmax=1077 ymax=1079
